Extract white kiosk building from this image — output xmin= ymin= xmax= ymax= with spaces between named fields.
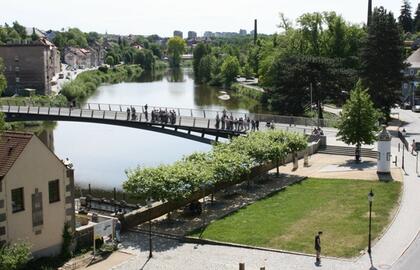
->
xmin=377 ymin=126 xmax=392 ymax=174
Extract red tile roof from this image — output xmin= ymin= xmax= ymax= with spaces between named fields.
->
xmin=0 ymin=132 xmax=33 ymax=179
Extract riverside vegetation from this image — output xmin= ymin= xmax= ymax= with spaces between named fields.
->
xmin=123 ymin=130 xmax=307 ymax=202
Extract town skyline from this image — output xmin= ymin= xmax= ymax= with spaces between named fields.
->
xmin=1 ymin=0 xmax=401 ymax=37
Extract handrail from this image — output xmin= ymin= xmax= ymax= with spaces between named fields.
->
xmin=0 ymin=100 xmax=337 ymax=128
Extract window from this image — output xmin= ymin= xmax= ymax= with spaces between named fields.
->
xmin=15 ymin=77 xmax=20 ymax=83
xmin=11 ymin=188 xmax=24 ymax=213
xmin=15 ymin=66 xmax=19 ymax=72
xmin=48 ymin=180 xmax=60 ymax=203
xmin=14 ymin=56 xmax=19 ymax=62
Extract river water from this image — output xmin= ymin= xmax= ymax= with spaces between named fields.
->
xmin=48 ymin=68 xmax=262 ymax=188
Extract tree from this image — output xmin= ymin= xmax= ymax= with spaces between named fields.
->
xmin=167 ymin=37 xmax=186 ymax=68
xmin=414 ymin=3 xmax=420 ymax=32
xmin=336 ymin=81 xmax=381 ymax=162
xmin=105 ymin=55 xmax=115 ymax=66
xmin=360 ymin=7 xmax=406 ymax=119
xmin=12 ymin=21 xmax=26 ymax=40
xmin=87 ymin=31 xmax=100 ymax=44
xmin=221 ymin=56 xmax=241 ymax=87
xmin=263 ymin=55 xmax=356 ymax=116
xmin=197 ymin=55 xmax=214 ymax=83
xmin=193 ymin=43 xmax=209 ymax=76
xmin=30 ymin=28 xmax=38 ymax=41
xmin=399 ymin=0 xmax=413 ymax=33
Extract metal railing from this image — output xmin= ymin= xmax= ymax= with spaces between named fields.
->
xmin=0 ymin=99 xmax=338 ymax=128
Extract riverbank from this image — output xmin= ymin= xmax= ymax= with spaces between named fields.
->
xmin=61 ymin=65 xmax=143 ymax=102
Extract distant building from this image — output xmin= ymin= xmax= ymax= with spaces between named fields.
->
xmin=187 ymin=31 xmax=197 ymax=40
xmin=173 ymin=30 xmax=183 ymax=39
xmin=203 ymin=31 xmax=214 ymax=38
xmin=0 ymin=38 xmax=61 ymax=96
xmin=0 ymin=132 xmax=75 ymax=257
xmin=63 ymin=47 xmax=91 ymax=68
xmin=402 ymin=48 xmax=420 ymax=105
xmin=239 ymin=29 xmax=247 ymax=36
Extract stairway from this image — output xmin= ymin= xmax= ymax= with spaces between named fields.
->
xmin=317 ymin=145 xmax=378 ymax=159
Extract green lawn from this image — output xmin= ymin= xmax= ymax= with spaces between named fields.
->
xmin=191 ymin=178 xmax=401 ymax=258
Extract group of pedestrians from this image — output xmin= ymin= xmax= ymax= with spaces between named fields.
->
xmin=151 ymin=108 xmax=177 ymax=124
xmin=214 ymin=110 xmax=261 ymax=132
xmin=125 ymin=104 xmax=177 ymax=125
xmin=126 ymin=106 xmax=137 ymax=121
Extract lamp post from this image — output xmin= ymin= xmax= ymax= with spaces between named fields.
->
xmin=146 ymin=198 xmax=153 ymax=259
xmin=368 ymin=189 xmax=374 ymax=256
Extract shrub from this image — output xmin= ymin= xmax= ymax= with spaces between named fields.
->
xmin=0 ymin=242 xmax=32 ymax=270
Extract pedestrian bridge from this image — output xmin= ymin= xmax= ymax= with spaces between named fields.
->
xmin=0 ymin=102 xmax=336 ymax=144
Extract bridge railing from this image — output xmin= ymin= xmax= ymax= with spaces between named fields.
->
xmin=0 ymin=100 xmax=338 ymax=128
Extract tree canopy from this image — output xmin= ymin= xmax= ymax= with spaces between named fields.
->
xmin=124 ymin=130 xmax=307 ymax=202
xmin=167 ymin=37 xmax=186 ymax=68
xmin=336 ymin=81 xmax=381 ymax=161
xmin=361 ymin=7 xmax=406 ymax=118
xmin=399 ymin=0 xmax=413 ymax=33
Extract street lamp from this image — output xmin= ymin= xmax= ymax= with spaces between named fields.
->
xmin=146 ymin=198 xmax=153 ymax=259
xmin=368 ymin=189 xmax=374 ymax=256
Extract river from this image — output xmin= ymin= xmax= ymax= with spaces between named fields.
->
xmin=46 ymin=68 xmax=263 ymax=189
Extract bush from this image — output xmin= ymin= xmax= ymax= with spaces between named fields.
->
xmin=0 ymin=242 xmax=32 ymax=270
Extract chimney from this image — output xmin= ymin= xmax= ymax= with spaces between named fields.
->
xmin=367 ymin=0 xmax=372 ymax=27
xmin=254 ymin=19 xmax=258 ymax=45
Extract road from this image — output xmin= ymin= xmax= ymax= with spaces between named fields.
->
xmin=391 ymin=108 xmax=420 ymax=270
xmin=51 ymin=64 xmax=98 ymax=94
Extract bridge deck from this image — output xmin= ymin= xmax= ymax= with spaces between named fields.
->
xmin=0 ymin=103 xmax=337 ymax=144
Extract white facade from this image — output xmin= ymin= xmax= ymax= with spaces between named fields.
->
xmin=377 ymin=127 xmax=392 ymax=174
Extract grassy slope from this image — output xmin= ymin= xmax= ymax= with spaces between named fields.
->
xmin=192 ymin=178 xmax=401 ymax=258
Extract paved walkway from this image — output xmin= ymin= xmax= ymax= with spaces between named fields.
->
xmin=106 ymin=121 xmax=420 ymax=269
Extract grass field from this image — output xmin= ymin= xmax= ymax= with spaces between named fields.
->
xmin=191 ymin=178 xmax=401 ymax=258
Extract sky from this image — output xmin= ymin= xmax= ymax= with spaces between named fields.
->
xmin=0 ymin=0 xmax=405 ymax=37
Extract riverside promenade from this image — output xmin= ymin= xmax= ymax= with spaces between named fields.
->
xmin=97 ymin=110 xmax=419 ymax=270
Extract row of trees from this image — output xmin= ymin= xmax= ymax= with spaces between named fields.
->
xmin=123 ymin=130 xmax=307 ymax=202
xmin=192 ymin=7 xmax=405 ymax=121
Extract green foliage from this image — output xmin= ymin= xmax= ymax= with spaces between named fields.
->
xmin=336 ymin=81 xmax=381 ymax=154
xmin=61 ymin=65 xmax=142 ymax=102
xmin=123 ymin=131 xmax=307 ymax=202
xmin=414 ymin=3 xmax=420 ymax=32
xmin=0 ymin=242 xmax=32 ymax=270
xmin=399 ymin=0 xmax=413 ymax=33
xmin=0 ymin=57 xmax=6 ymax=96
xmin=361 ymin=7 xmax=406 ymax=118
xmin=167 ymin=37 xmax=186 ymax=68
xmin=53 ymin=28 xmax=88 ymax=50
xmin=262 ymin=55 xmax=356 ymax=116
xmin=12 ymin=21 xmax=26 ymax=40
xmin=193 ymin=43 xmax=209 ymax=75
xmin=230 ymin=83 xmax=262 ymax=100
xmin=105 ymin=55 xmax=115 ymax=66
xmin=221 ymin=56 xmax=241 ymax=87
xmin=60 ymin=223 xmax=73 ymax=260
xmin=197 ymin=55 xmax=214 ymax=83
xmin=0 ymin=112 xmax=5 ymax=131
